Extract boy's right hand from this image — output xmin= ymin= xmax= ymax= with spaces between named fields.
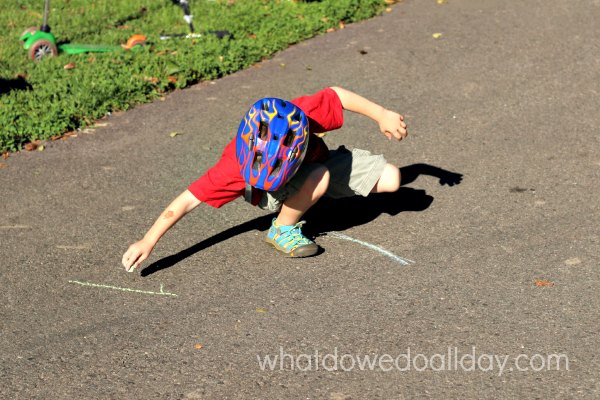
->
xmin=122 ymin=238 xmax=155 ymax=272
xmin=378 ymin=109 xmax=408 ymax=141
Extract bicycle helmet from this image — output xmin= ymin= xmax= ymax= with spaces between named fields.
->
xmin=236 ymin=98 xmax=309 ymax=197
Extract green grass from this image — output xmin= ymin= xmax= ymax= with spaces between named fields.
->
xmin=0 ymin=0 xmax=387 ymax=152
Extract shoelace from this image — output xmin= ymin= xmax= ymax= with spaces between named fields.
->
xmin=279 ymin=221 xmax=311 ymax=249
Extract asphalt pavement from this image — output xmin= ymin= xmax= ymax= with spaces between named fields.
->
xmin=1 ymin=0 xmax=599 ymax=398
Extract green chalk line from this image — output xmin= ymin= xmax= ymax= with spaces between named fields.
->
xmin=68 ymin=280 xmax=177 ymax=297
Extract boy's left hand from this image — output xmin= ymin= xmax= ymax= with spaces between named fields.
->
xmin=378 ymin=109 xmax=408 ymax=141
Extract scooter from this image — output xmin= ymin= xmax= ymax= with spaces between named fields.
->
xmin=160 ymin=0 xmax=230 ymax=40
xmin=20 ymin=0 xmax=146 ymax=61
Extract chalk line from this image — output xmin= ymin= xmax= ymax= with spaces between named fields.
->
xmin=326 ymin=232 xmax=415 ymax=266
xmin=0 ymin=225 xmax=30 ymax=229
xmin=68 ymin=280 xmax=177 ymax=297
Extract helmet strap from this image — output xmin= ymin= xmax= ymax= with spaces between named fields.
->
xmin=244 ymin=183 xmax=253 ymax=203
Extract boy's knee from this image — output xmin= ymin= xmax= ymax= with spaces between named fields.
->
xmin=300 ymin=165 xmax=329 ymax=199
xmin=373 ymin=163 xmax=400 ymax=193
xmin=312 ymin=166 xmax=330 ymax=197
xmin=389 ymin=165 xmax=401 ymax=191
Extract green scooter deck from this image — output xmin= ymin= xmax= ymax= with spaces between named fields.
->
xmin=59 ymin=43 xmax=122 ymax=55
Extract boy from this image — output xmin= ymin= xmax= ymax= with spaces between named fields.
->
xmin=122 ymin=87 xmax=407 ymax=271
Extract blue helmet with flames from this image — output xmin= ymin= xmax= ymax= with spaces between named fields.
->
xmin=235 ymin=98 xmax=309 ymax=192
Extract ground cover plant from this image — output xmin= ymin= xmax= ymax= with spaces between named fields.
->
xmin=0 ymin=0 xmax=388 ymax=152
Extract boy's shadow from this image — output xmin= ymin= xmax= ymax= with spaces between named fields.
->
xmin=141 ymin=164 xmax=462 ymax=276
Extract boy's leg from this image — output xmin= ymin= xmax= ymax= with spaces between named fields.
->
xmin=276 ymin=165 xmax=330 ymax=226
xmin=371 ymin=163 xmax=401 ymax=193
xmin=264 ymin=165 xmax=329 ymax=257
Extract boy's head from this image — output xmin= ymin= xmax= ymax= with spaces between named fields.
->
xmin=235 ymin=97 xmax=309 ymax=192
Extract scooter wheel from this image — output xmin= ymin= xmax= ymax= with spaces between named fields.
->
xmin=29 ymin=39 xmax=58 ymax=61
xmin=20 ymin=26 xmax=38 ymax=43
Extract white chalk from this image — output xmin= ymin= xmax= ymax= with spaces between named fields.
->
xmin=327 ymin=231 xmax=415 ymax=266
xmin=68 ymin=280 xmax=177 ymax=297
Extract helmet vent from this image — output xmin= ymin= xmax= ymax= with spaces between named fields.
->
xmin=252 ymin=151 xmax=263 ymax=170
xmin=259 ymin=121 xmax=269 ymax=140
xmin=271 ymin=159 xmax=283 ymax=176
xmin=283 ymin=128 xmax=295 ymax=147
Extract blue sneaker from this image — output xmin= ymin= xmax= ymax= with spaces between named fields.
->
xmin=265 ymin=219 xmax=319 ymax=257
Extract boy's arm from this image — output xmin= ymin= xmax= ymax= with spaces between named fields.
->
xmin=329 ymin=86 xmax=408 ymax=141
xmin=122 ymin=189 xmax=201 ymax=271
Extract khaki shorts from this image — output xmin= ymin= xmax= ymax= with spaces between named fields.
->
xmin=259 ymin=146 xmax=387 ymax=212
